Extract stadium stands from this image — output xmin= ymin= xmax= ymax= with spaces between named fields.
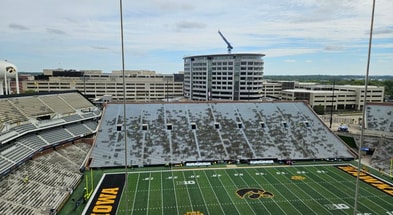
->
xmin=0 ymin=120 xmax=98 ymax=175
xmin=39 ymin=94 xmax=75 ymax=114
xmin=0 ymin=142 xmax=91 ymax=215
xmin=59 ymin=93 xmax=95 ymax=110
xmin=12 ymin=96 xmax=54 ymax=117
xmin=0 ymin=91 xmax=99 ymax=214
xmin=364 ymin=103 xmax=393 ymax=174
xmin=2 ymin=89 xmax=392 ymax=213
xmin=90 ymin=101 xmax=354 ymax=168
xmin=366 ymin=103 xmax=393 ymax=132
xmin=0 ymin=91 xmax=99 ymax=173
xmin=0 ymin=99 xmax=27 ymax=125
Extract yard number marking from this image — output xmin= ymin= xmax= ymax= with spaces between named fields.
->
xmin=324 ymin=203 xmax=350 ymax=210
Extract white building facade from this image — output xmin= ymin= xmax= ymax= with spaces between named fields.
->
xmin=282 ymin=85 xmax=385 ymax=111
xmin=184 ymin=53 xmax=265 ymax=100
xmin=22 ymin=70 xmax=184 ymax=102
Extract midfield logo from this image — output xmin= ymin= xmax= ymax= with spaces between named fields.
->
xmin=236 ymin=188 xmax=274 ymax=200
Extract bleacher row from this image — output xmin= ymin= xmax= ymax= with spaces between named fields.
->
xmin=0 ymin=120 xmax=98 ymax=175
xmin=0 ymin=111 xmax=99 ymax=145
xmin=0 ymin=91 xmax=100 ymax=174
xmin=362 ymin=103 xmax=393 ymax=173
xmin=0 ymin=91 xmax=99 ymax=214
xmin=0 ymin=142 xmax=91 ymax=215
xmin=90 ymin=101 xmax=354 ymax=168
xmin=366 ymin=103 xmax=393 ymax=132
xmin=0 ymin=91 xmax=94 ymax=127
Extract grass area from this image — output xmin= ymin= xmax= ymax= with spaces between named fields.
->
xmin=118 ymin=164 xmax=392 ymax=214
xmin=60 ymin=163 xmax=393 ymax=215
xmin=338 ymin=135 xmax=358 ymax=149
xmin=58 ymin=166 xmax=167 ymax=215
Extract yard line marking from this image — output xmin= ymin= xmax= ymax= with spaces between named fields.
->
xmin=193 ymin=170 xmax=210 ymax=215
xmin=146 ymin=172 xmax=152 ymax=215
xmin=309 ymin=166 xmax=378 ymax=213
xmin=309 ymin=166 xmax=377 ymax=213
xmin=130 ymin=173 xmax=140 ymax=214
xmin=300 ymin=166 xmax=358 ymax=212
xmin=240 ymin=169 xmax=276 ymax=215
xmin=213 ymin=169 xmax=241 ymax=215
xmin=325 ymin=166 xmax=392 ymax=212
xmin=160 ymin=172 xmax=164 ymax=215
xmin=182 ymin=171 xmax=195 ymax=212
xmin=170 ymin=171 xmax=180 ymax=215
xmin=268 ymin=167 xmax=311 ymax=215
xmin=283 ymin=167 xmax=333 ymax=214
xmin=201 ymin=169 xmax=226 ymax=214
xmin=224 ymin=169 xmax=258 ymax=215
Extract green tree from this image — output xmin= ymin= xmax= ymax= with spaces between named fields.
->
xmin=313 ymin=105 xmax=325 ymax=115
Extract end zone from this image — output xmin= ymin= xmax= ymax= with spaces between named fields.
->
xmin=336 ymin=165 xmax=393 ymax=196
xmin=82 ymin=173 xmax=125 ymax=215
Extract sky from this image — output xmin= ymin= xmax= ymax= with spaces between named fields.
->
xmin=1 ymin=0 xmax=392 ymax=76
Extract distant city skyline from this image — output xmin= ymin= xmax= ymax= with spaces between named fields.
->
xmin=1 ymin=0 xmax=392 ymax=75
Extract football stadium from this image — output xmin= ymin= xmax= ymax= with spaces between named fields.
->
xmin=0 ymin=91 xmax=392 ymax=215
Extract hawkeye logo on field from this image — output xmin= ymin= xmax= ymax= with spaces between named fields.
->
xmin=236 ymin=188 xmax=274 ymax=200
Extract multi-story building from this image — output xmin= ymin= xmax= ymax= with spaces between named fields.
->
xmin=183 ymin=53 xmax=265 ymax=100
xmin=282 ymin=85 xmax=384 ymax=111
xmin=260 ymin=80 xmax=282 ymax=99
xmin=21 ymin=69 xmax=184 ymax=102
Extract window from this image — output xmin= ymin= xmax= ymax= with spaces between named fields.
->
xmin=167 ymin=124 xmax=173 ymax=130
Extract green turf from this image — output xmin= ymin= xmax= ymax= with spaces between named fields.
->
xmin=112 ymin=164 xmax=393 ymax=215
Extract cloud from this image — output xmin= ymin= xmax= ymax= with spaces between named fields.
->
xmin=154 ymin=0 xmax=195 ymax=12
xmin=0 ymin=0 xmax=392 ymax=75
xmin=9 ymin=24 xmax=29 ymax=31
xmin=373 ymin=27 xmax=393 ymax=35
xmin=91 ymin=46 xmax=110 ymax=50
xmin=46 ymin=28 xmax=67 ymax=35
xmin=265 ymin=48 xmax=319 ymax=57
xmin=175 ymin=21 xmax=206 ymax=30
xmin=324 ymin=45 xmax=344 ymax=52
xmin=285 ymin=59 xmax=296 ymax=63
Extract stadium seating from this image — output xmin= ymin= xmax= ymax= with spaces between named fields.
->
xmin=0 ymin=91 xmax=99 ymax=172
xmin=12 ymin=96 xmax=54 ymax=117
xmin=62 ymin=114 xmax=83 ymax=122
xmin=59 ymin=93 xmax=95 ymax=110
xmin=39 ymin=94 xmax=75 ymax=114
xmin=0 ymin=99 xmax=27 ymax=125
xmin=90 ymin=101 xmax=354 ymax=168
xmin=363 ymin=103 xmax=393 ymax=174
xmin=39 ymin=127 xmax=74 ymax=144
xmin=366 ymin=103 xmax=393 ymax=132
xmin=0 ymin=143 xmax=90 ymax=215
xmin=0 ymin=91 xmax=99 ymax=214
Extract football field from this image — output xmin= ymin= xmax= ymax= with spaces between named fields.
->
xmin=84 ymin=164 xmax=393 ymax=215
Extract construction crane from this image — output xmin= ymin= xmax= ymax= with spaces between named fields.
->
xmin=218 ymin=30 xmax=233 ymax=54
